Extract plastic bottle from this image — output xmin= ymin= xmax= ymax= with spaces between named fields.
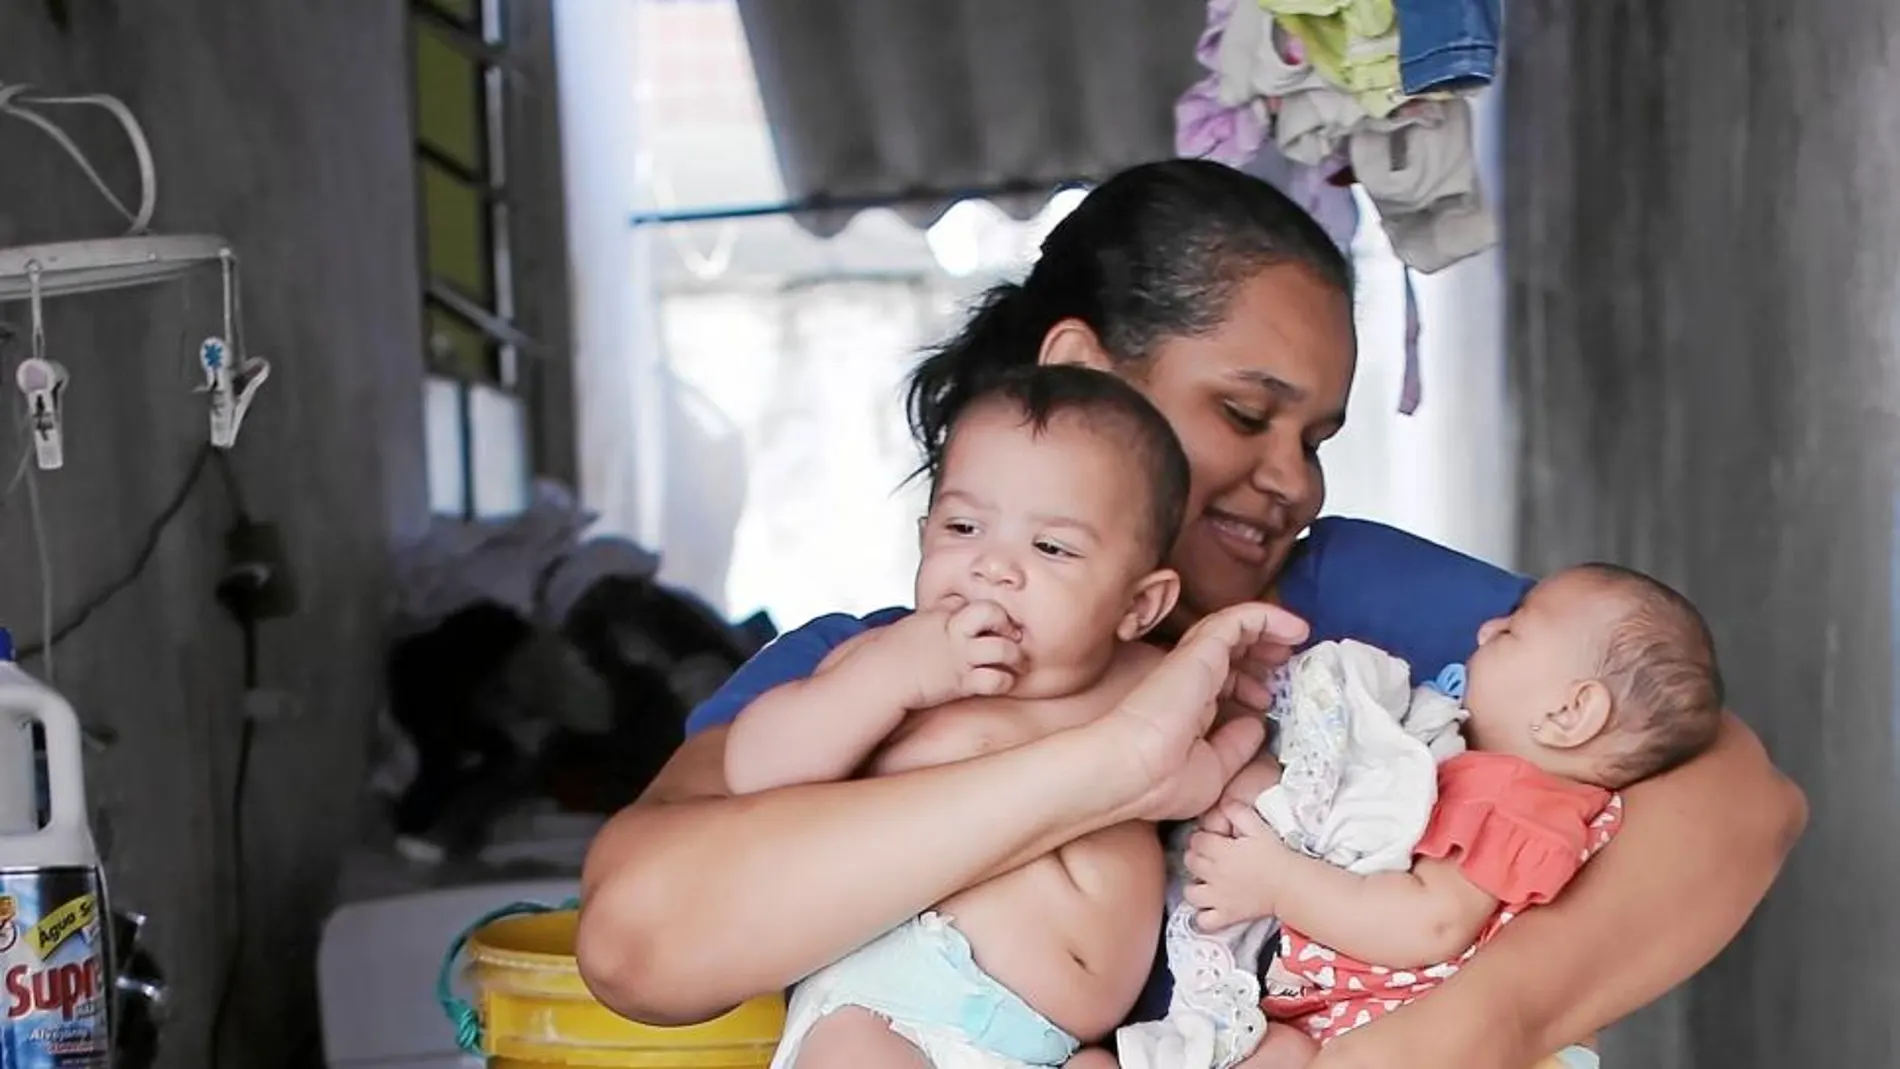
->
xmin=0 ymin=628 xmax=111 ymax=1068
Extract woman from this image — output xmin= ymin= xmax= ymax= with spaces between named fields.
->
xmin=575 ymin=160 xmax=1806 ymax=1069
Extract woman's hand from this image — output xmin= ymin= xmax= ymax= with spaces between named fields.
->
xmin=1227 ymin=634 xmax=1295 ymax=717
xmin=1098 ymin=601 xmax=1309 ymax=822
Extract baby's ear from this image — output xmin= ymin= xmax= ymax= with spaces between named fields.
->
xmin=1537 ymin=678 xmax=1615 ymax=749
xmin=1118 ymin=568 xmax=1181 ymax=641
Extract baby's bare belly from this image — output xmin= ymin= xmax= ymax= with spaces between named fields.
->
xmin=932 ymin=822 xmax=1164 ymax=1043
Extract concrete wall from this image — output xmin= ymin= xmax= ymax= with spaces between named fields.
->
xmin=0 ymin=5 xmax=425 ymax=1068
xmin=1504 ymin=0 xmax=1900 ymax=1064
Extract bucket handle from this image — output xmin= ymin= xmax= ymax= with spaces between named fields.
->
xmin=436 ymin=897 xmax=580 ymax=1054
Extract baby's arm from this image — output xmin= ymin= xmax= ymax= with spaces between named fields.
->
xmin=1270 ymin=851 xmax=1498 ymax=968
xmin=1200 ymin=756 xmax=1283 ymax=835
xmin=723 ymin=628 xmax=903 ymax=794
xmin=724 ymin=600 xmax=1024 ymax=793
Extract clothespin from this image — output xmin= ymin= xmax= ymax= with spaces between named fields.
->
xmin=15 ymin=357 xmax=68 ymax=471
xmin=197 ymin=336 xmax=269 ymax=450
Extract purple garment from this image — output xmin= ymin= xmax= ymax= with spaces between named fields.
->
xmin=1175 ymin=73 xmax=1267 ymax=168
xmin=1195 ymin=0 xmax=1238 ymax=71
xmin=1400 ymin=269 xmax=1423 ymax=414
xmin=1241 ymin=139 xmax=1360 ymax=254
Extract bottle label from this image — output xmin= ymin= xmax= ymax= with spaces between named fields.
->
xmin=0 ymin=869 xmax=109 ymax=1069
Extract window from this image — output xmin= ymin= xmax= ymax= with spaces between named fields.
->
xmin=410 ymin=0 xmax=571 ymax=518
xmin=607 ymin=0 xmax=1509 ymax=633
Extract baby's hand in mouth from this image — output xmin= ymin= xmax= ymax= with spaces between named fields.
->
xmin=937 ymin=594 xmax=1023 ymax=642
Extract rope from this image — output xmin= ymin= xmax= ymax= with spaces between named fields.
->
xmin=435 ymin=897 xmax=581 ymax=1054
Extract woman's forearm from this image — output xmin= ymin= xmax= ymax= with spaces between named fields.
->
xmin=1345 ymin=713 xmax=1805 ymax=1069
xmin=576 ymin=723 xmax=1149 ymax=1025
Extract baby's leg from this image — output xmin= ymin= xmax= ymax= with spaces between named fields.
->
xmin=1064 ymin=1048 xmax=1120 ymax=1068
xmin=793 ymin=1006 xmax=930 ymax=1069
xmin=1232 ymin=1026 xmax=1320 ymax=1069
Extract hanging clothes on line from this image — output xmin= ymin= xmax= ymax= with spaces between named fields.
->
xmin=1175 ymin=0 xmax=1498 ymax=415
xmin=1215 ymin=0 xmax=1495 ymax=274
xmin=1176 ymin=0 xmax=1360 ymax=255
xmin=1393 ymin=0 xmax=1502 ymax=95
xmin=1256 ymin=0 xmax=1417 ymax=120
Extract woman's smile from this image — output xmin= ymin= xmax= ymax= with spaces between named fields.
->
xmin=1201 ymin=508 xmax=1275 ymax=566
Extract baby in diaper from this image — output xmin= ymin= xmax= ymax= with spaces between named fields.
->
xmin=1184 ymin=562 xmax=1726 ymax=1068
xmin=724 ymin=365 xmax=1195 ymax=1069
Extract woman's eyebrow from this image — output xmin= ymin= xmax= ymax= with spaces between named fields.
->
xmin=1227 ymin=368 xmax=1307 ymax=401
xmin=1227 ymin=369 xmax=1347 ymax=427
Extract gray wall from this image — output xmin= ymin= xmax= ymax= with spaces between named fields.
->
xmin=1505 ymin=0 xmax=1899 ymax=1064
xmin=0 ymin=5 xmax=426 ymax=1069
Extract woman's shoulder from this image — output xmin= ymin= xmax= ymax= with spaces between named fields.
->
xmin=1286 ymin=517 xmax=1519 ymax=577
xmin=683 ymin=606 xmax=912 ymax=735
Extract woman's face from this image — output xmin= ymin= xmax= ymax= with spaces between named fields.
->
xmin=1117 ymin=264 xmax=1356 ymax=628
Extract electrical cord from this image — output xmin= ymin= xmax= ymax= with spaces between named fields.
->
xmin=13 ymin=442 xmax=214 ymax=660
xmin=22 ymin=446 xmax=50 ymax=682
xmin=206 ymin=621 xmax=256 ymax=1069
xmin=208 ymin=474 xmax=264 ymax=1069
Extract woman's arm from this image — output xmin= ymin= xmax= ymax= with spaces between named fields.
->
xmin=577 ymin=602 xmax=1305 ymax=1026
xmin=1313 ymin=713 xmax=1806 ymax=1069
xmin=580 ymin=724 xmax=1149 ymax=1024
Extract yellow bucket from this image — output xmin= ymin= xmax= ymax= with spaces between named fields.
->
xmin=442 ymin=902 xmax=785 ymax=1067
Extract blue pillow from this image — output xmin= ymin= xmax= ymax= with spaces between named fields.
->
xmin=1277 ymin=516 xmax=1534 ymax=685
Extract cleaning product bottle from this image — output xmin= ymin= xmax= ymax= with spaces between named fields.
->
xmin=0 ymin=629 xmax=111 ymax=1068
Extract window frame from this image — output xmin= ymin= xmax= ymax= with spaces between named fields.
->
xmin=408 ymin=0 xmax=577 ymax=519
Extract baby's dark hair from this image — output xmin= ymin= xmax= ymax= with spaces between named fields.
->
xmin=933 ymin=365 xmax=1190 ymax=566
xmin=907 ymin=159 xmax=1353 ymax=472
xmin=1575 ymin=563 xmax=1725 ymax=787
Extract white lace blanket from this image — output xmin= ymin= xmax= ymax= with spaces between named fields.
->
xmin=1116 ymin=640 xmax=1466 ymax=1069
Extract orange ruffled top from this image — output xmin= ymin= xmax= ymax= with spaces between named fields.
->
xmin=1261 ymin=752 xmax=1623 ymax=1044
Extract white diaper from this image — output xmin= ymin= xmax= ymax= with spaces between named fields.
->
xmin=771 ymin=912 xmax=1077 ymax=1069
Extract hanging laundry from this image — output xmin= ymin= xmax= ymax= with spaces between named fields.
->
xmin=1243 ymin=138 xmax=1360 ymax=255
xmin=1178 ymin=0 xmax=1501 ymax=415
xmin=1195 ymin=0 xmax=1240 ymax=71
xmin=1217 ymin=0 xmax=1371 ymax=167
xmin=1206 ymin=0 xmax=1495 ymax=275
xmin=1393 ymin=0 xmax=1502 ymax=96
xmin=1349 ymin=97 xmax=1495 ymax=273
xmin=1258 ymin=0 xmax=1419 ymax=120
xmin=1177 ymin=0 xmax=1270 ymax=168
xmin=1176 ymin=73 xmax=1269 ymax=168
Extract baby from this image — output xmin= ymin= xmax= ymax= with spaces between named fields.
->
xmin=724 ymin=364 xmax=1194 ymax=1069
xmin=1185 ymin=563 xmax=1726 ymax=1068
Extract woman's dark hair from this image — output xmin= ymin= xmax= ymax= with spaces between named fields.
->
xmin=906 ymin=159 xmax=1354 ymax=466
